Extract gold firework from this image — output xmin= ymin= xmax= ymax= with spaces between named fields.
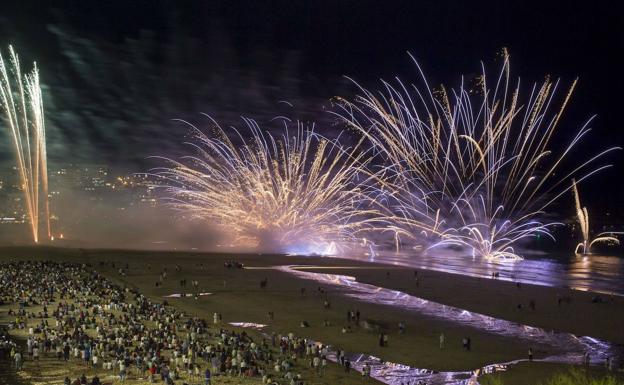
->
xmin=153 ymin=116 xmax=378 ymax=254
xmin=0 ymin=46 xmax=50 ymax=243
xmin=572 ymin=179 xmax=620 ymax=255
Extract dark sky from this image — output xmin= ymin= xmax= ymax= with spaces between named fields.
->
xmin=1 ymin=0 xmax=623 ymax=213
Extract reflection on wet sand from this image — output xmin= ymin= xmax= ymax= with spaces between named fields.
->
xmin=275 ymin=265 xmax=623 ymax=385
xmin=163 ymin=292 xmax=212 ymax=298
xmin=340 ymin=252 xmax=624 ymax=296
xmin=229 ymin=322 xmax=268 ymax=330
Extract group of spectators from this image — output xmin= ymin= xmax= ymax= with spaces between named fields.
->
xmin=0 ymin=260 xmax=343 ymax=385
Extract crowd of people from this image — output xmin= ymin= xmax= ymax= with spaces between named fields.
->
xmin=0 ymin=260 xmax=350 ymax=385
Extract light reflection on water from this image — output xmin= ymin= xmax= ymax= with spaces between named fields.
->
xmin=229 ymin=322 xmax=268 ymax=330
xmin=276 ymin=265 xmax=624 ymax=385
xmin=163 ymin=292 xmax=212 ymax=298
xmin=344 ymin=251 xmax=624 ymax=296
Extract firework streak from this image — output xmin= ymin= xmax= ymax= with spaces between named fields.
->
xmin=0 ymin=46 xmax=50 ymax=242
xmin=152 ymin=116 xmax=380 ymax=254
xmin=336 ymin=49 xmax=619 ymax=260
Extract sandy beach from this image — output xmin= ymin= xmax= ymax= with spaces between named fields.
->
xmin=1 ymin=246 xmax=623 ymax=384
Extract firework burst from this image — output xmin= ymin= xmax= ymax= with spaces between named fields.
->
xmin=152 ymin=116 xmax=377 ymax=254
xmin=572 ymin=179 xmax=620 ymax=255
xmin=0 ymin=46 xmax=50 ymax=243
xmin=336 ymin=49 xmax=619 ymax=260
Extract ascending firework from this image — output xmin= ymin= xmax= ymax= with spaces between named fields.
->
xmin=0 ymin=46 xmax=50 ymax=243
xmin=572 ymin=179 xmax=620 ymax=255
xmin=337 ymin=49 xmax=619 ymax=260
xmin=152 ymin=116 xmax=377 ymax=254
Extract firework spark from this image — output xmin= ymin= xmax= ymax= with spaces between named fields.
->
xmin=152 ymin=116 xmax=377 ymax=254
xmin=572 ymin=179 xmax=620 ymax=255
xmin=336 ymin=49 xmax=619 ymax=260
xmin=0 ymin=46 xmax=50 ymax=243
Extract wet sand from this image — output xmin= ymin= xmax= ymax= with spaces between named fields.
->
xmin=305 ymin=262 xmax=624 ymax=344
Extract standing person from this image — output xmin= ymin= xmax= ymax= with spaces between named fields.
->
xmin=528 ymin=348 xmax=533 ymax=361
xmin=204 ymin=367 xmax=211 ymax=385
xmin=313 ymin=356 xmax=320 ymax=373
xmin=362 ymin=363 xmax=371 ymax=378
xmin=210 ymin=355 xmax=219 ymax=375
xmin=439 ymin=333 xmax=445 ymax=349
xmin=84 ymin=347 xmax=90 ymax=367
xmin=149 ymin=363 xmax=157 ymax=382
xmin=119 ymin=360 xmax=127 ymax=381
xmin=56 ymin=343 xmax=62 ymax=360
xmin=14 ymin=350 xmax=22 ymax=371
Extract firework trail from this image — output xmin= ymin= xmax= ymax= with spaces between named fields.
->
xmin=0 ymin=46 xmax=50 ymax=243
xmin=152 ymin=116 xmax=378 ymax=254
xmin=572 ymin=179 xmax=620 ymax=254
xmin=336 ymin=49 xmax=619 ymax=260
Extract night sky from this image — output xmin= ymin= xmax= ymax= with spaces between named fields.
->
xmin=1 ymin=0 xmax=623 ymax=214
